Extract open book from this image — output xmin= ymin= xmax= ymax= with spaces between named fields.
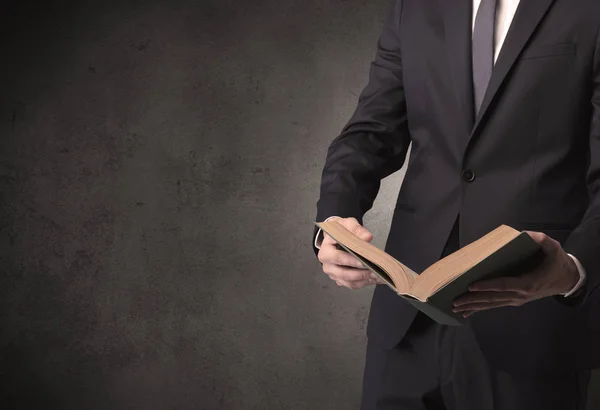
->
xmin=315 ymin=220 xmax=544 ymax=325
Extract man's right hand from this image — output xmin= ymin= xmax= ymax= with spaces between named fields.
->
xmin=317 ymin=217 xmax=384 ymax=290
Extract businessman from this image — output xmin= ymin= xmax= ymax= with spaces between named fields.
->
xmin=312 ymin=0 xmax=600 ymax=408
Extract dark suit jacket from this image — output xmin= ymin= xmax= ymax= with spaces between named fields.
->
xmin=313 ymin=0 xmax=600 ymax=374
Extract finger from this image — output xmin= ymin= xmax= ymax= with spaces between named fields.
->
xmin=318 ymin=245 xmax=368 ymax=269
xmin=321 ymin=231 xmax=339 ymax=247
xmin=324 ymin=264 xmax=372 ymax=282
xmin=452 ymin=299 xmax=523 ymax=313
xmin=453 ymin=291 xmax=524 ymax=307
xmin=524 ymin=230 xmax=560 ymax=254
xmin=332 ymin=251 xmax=370 ymax=269
xmin=469 ymin=275 xmax=539 ymax=295
xmin=335 ymin=278 xmax=376 ymax=290
xmin=372 ymin=275 xmax=387 ymax=284
xmin=338 ymin=218 xmax=374 ymax=242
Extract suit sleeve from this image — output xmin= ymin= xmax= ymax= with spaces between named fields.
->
xmin=562 ymin=28 xmax=600 ymax=303
xmin=312 ymin=0 xmax=411 ymax=257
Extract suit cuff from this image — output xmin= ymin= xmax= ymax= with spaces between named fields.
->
xmin=314 ymin=216 xmax=340 ymax=249
xmin=561 ymin=254 xmax=587 ymax=297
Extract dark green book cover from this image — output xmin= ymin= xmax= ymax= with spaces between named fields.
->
xmin=322 ymin=228 xmax=543 ymax=326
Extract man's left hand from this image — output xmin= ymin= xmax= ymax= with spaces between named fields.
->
xmin=453 ymin=231 xmax=580 ymax=318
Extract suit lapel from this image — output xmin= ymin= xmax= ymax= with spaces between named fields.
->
xmin=470 ymin=0 xmax=556 ymax=138
xmin=443 ymin=0 xmax=475 ymax=136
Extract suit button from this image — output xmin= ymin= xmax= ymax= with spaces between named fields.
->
xmin=462 ymin=169 xmax=476 ymax=182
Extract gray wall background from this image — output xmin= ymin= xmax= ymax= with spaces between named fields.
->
xmin=0 ymin=1 xmax=598 ymax=409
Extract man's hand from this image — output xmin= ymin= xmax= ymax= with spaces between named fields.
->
xmin=453 ymin=231 xmax=580 ymax=317
xmin=318 ymin=217 xmax=383 ymax=289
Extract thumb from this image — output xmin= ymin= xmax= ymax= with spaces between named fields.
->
xmin=524 ymin=230 xmax=558 ymax=254
xmin=339 ymin=217 xmax=373 ymax=242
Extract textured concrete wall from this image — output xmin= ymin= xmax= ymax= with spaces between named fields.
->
xmin=0 ymin=1 xmax=598 ymax=409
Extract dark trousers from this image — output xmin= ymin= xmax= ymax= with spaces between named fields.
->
xmin=360 ymin=218 xmax=591 ymax=410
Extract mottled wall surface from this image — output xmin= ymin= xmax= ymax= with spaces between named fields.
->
xmin=0 ymin=1 xmax=598 ymax=409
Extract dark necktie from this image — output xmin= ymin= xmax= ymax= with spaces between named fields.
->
xmin=472 ymin=0 xmax=497 ymax=115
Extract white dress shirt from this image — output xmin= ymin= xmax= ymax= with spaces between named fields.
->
xmin=315 ymin=0 xmax=587 ymax=296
